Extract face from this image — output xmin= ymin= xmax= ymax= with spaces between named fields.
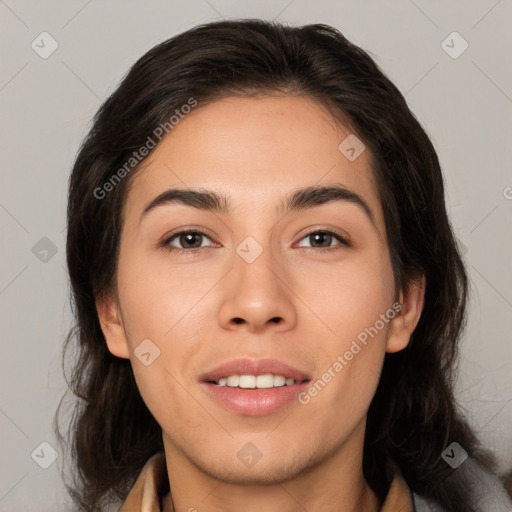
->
xmin=98 ymin=94 xmax=423 ymax=486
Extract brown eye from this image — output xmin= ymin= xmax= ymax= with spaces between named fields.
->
xmin=177 ymin=232 xmax=203 ymax=249
xmin=296 ymin=230 xmax=349 ymax=250
xmin=163 ymin=230 xmax=214 ymax=251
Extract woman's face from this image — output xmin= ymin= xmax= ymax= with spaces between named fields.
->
xmin=99 ymin=94 xmax=420 ymax=486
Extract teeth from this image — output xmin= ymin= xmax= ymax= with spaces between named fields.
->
xmin=226 ymin=375 xmax=239 ymax=387
xmin=256 ymin=375 xmax=274 ymax=388
xmin=214 ymin=374 xmax=298 ymax=388
xmin=239 ymin=375 xmax=256 ymax=388
xmin=273 ymin=375 xmax=285 ymax=387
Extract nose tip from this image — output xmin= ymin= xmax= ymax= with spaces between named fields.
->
xmin=219 ymin=256 xmax=296 ymax=333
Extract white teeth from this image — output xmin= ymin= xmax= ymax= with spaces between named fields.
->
xmin=239 ymin=375 xmax=256 ymax=388
xmin=273 ymin=375 xmax=286 ymax=387
xmin=214 ymin=374 xmax=298 ymax=388
xmin=227 ymin=375 xmax=239 ymax=387
xmin=256 ymin=374 xmax=274 ymax=388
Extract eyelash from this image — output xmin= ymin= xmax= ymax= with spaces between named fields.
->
xmin=160 ymin=228 xmax=350 ymax=254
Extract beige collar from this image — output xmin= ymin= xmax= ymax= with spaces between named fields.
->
xmin=119 ymin=451 xmax=414 ymax=512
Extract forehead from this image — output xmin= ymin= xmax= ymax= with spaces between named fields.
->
xmin=123 ymin=95 xmax=384 ymax=232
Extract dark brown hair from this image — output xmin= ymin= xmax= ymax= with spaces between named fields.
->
xmin=55 ymin=18 xmax=501 ymax=511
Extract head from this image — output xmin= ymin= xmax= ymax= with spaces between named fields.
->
xmin=57 ymin=18 xmax=491 ymax=512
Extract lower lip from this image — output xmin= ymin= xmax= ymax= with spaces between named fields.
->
xmin=200 ymin=381 xmax=310 ymax=416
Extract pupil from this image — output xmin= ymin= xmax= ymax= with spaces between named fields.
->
xmin=313 ymin=233 xmax=330 ymax=247
xmin=182 ymin=233 xmax=201 ymax=248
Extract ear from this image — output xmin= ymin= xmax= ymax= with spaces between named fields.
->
xmin=96 ymin=292 xmax=130 ymax=359
xmin=386 ymin=275 xmax=426 ymax=353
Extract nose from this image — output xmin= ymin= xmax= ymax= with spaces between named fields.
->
xmin=218 ymin=242 xmax=297 ymax=334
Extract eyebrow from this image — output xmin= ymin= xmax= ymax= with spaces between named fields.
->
xmin=141 ymin=184 xmax=376 ymax=227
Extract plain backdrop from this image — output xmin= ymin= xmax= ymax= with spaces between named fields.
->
xmin=1 ymin=1 xmax=511 ymax=510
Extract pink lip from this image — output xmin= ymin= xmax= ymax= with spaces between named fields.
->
xmin=199 ymin=357 xmax=312 ymax=416
xmin=200 ymin=381 xmax=311 ymax=416
xmin=199 ymin=357 xmax=311 ymax=383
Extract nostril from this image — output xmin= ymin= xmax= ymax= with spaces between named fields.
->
xmin=233 ymin=318 xmax=244 ymax=324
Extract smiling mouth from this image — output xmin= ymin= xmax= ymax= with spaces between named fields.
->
xmin=206 ymin=374 xmax=310 ymax=389
xmin=200 ymin=363 xmax=312 ymax=416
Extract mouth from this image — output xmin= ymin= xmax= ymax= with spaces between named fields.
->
xmin=206 ymin=374 xmax=309 ymax=388
xmin=200 ymin=357 xmax=311 ymax=385
xmin=199 ymin=357 xmax=312 ymax=416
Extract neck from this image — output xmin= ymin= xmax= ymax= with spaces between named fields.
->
xmin=161 ymin=420 xmax=380 ymax=512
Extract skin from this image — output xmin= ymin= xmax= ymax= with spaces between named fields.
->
xmin=97 ymin=94 xmax=426 ymax=512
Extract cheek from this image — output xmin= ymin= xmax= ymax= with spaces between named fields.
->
xmin=296 ymin=243 xmax=395 ymax=343
xmin=116 ymin=247 xmax=209 ymax=342
xmin=293 ymin=247 xmax=393 ymax=417
xmin=298 ymin=315 xmax=388 ymax=437
xmin=130 ymin=358 xmax=198 ymax=439
xmin=115 ymin=250 xmax=211 ymax=423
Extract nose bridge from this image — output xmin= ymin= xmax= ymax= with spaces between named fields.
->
xmin=231 ymin=197 xmax=281 ymax=281
xmin=233 ymin=233 xmax=283 ymax=302
xmin=218 ymin=231 xmax=296 ymax=331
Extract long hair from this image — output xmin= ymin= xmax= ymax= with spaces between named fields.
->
xmin=55 ymin=18 xmax=500 ymax=511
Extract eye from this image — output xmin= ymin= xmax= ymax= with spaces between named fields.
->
xmin=296 ymin=230 xmax=349 ymax=250
xmin=161 ymin=228 xmax=350 ymax=253
xmin=162 ymin=229 xmax=215 ymax=252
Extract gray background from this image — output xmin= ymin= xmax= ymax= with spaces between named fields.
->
xmin=1 ymin=1 xmax=511 ymax=510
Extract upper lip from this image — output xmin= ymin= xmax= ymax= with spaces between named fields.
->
xmin=200 ymin=357 xmax=312 ymax=383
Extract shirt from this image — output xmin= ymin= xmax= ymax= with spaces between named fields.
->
xmin=118 ymin=451 xmax=414 ymax=512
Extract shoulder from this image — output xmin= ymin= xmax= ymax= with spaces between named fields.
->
xmin=412 ymin=457 xmax=512 ymax=512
